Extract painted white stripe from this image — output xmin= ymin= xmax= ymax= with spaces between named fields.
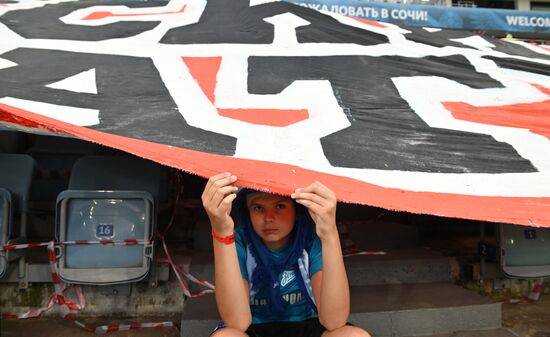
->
xmin=0 ymin=58 xmax=17 ymax=71
xmin=0 ymin=97 xmax=99 ymax=127
xmin=451 ymin=36 xmax=496 ymax=50
xmin=46 ymin=68 xmax=98 ymax=94
xmin=423 ymin=27 xmax=442 ymax=32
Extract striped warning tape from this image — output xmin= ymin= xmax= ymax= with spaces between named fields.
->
xmin=337 ymin=221 xmax=386 ymax=257
xmin=528 ymin=277 xmax=545 ymax=302
xmin=0 ymin=239 xmax=147 ymax=251
xmin=502 ymin=277 xmax=546 ymax=304
xmin=0 ymin=239 xmax=181 ymax=334
xmin=160 ymin=238 xmax=215 ymax=298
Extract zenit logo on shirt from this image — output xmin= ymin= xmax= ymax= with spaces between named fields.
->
xmin=280 ymin=270 xmax=297 ymax=288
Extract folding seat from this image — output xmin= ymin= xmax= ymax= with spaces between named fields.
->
xmin=0 ymin=154 xmax=36 ymax=280
xmin=0 ymin=188 xmax=12 ymax=278
xmin=26 ymin=135 xmax=103 ymax=212
xmin=498 ymin=223 xmax=550 ymax=278
xmin=55 ymin=155 xmax=167 ymax=285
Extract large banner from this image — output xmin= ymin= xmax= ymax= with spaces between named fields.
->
xmin=289 ymin=0 xmax=550 ymax=33
xmin=1 ymin=0 xmax=550 ymax=227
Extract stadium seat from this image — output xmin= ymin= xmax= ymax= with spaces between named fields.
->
xmin=0 ymin=154 xmax=36 ymax=281
xmin=498 ymin=223 xmax=550 ymax=278
xmin=55 ymin=155 xmax=167 ymax=285
xmin=26 ymin=135 xmax=103 ymax=212
xmin=0 ymin=188 xmax=12 ymax=278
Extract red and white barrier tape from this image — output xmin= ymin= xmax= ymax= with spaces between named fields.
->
xmin=160 ymin=239 xmax=215 ymax=298
xmin=1 ymin=239 xmax=179 ymax=334
xmin=528 ymin=277 xmax=544 ymax=302
xmin=337 ymin=221 xmax=386 ymax=257
xmin=155 ymin=170 xmax=215 ymax=298
xmin=81 ymin=321 xmax=176 ymax=334
xmin=502 ymin=277 xmax=546 ymax=304
xmin=0 ymin=239 xmax=148 ymax=252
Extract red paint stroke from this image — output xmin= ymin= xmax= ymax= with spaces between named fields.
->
xmin=1 ymin=103 xmax=549 ymax=228
xmin=82 ymin=4 xmax=186 ymax=21
xmin=443 ymin=84 xmax=550 ymax=141
xmin=350 ymin=16 xmax=387 ymax=29
xmin=182 ymin=56 xmax=309 ymax=127
xmin=533 ymin=83 xmax=550 ymax=96
xmin=530 ymin=43 xmax=550 ymax=53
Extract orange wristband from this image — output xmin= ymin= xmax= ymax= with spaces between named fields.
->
xmin=211 ymin=230 xmax=235 ymax=244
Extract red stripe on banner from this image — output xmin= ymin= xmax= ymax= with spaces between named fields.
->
xmin=124 ymin=239 xmax=139 ymax=245
xmin=217 ymin=108 xmax=309 ymax=127
xmin=530 ymin=43 xmax=550 ymax=52
xmin=100 ymin=240 xmax=115 ymax=245
xmin=82 ymin=4 xmax=186 ymax=20
xmin=1 ymin=103 xmax=550 ymax=227
xmin=444 ymin=100 xmax=550 ymax=141
xmin=182 ymin=57 xmax=310 ymax=127
xmin=350 ymin=17 xmax=388 ymax=28
xmin=27 ymin=243 xmax=42 ymax=248
xmin=444 ymin=84 xmax=550 ymax=141
xmin=182 ymin=56 xmax=220 ymax=103
xmin=3 ymin=245 xmax=16 ymax=251
xmin=534 ymin=83 xmax=550 ymax=96
xmin=75 ymin=240 xmax=89 ymax=245
xmin=131 ymin=323 xmax=143 ymax=329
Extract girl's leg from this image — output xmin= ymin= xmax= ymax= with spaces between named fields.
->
xmin=322 ymin=325 xmax=371 ymax=337
xmin=211 ymin=327 xmax=250 ymax=337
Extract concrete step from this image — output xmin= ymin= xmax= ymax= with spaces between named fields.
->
xmin=180 ymin=283 xmax=501 ymax=337
xmin=402 ymin=328 xmax=518 ymax=337
xmin=345 ymin=247 xmax=452 ymax=285
xmin=186 ymin=247 xmax=452 ymax=292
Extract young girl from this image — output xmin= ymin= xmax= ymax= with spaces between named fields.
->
xmin=201 ymin=172 xmax=370 ymax=337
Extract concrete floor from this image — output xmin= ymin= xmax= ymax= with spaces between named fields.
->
xmin=2 ymin=295 xmax=549 ymax=337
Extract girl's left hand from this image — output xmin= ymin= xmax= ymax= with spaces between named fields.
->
xmin=291 ymin=181 xmax=338 ymax=241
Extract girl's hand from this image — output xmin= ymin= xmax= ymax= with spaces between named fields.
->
xmin=291 ymin=181 xmax=338 ymax=241
xmin=201 ymin=172 xmax=238 ymax=236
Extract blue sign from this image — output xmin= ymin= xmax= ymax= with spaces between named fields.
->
xmin=288 ymin=0 xmax=550 ymax=33
xmin=478 ymin=242 xmax=497 ymax=260
xmin=96 ymin=223 xmax=114 ymax=238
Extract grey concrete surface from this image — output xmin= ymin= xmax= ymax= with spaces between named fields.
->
xmin=179 ymin=283 xmax=501 ymax=337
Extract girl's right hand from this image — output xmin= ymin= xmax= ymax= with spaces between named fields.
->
xmin=201 ymin=172 xmax=239 ymax=236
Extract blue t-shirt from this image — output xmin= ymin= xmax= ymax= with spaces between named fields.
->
xmin=235 ymin=225 xmax=323 ymax=324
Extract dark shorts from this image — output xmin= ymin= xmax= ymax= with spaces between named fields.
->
xmin=212 ymin=318 xmax=326 ymax=337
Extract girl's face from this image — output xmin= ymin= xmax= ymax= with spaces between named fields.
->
xmin=247 ymin=193 xmax=296 ymax=251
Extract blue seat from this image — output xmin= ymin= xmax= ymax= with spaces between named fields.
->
xmin=0 ymin=188 xmax=12 ymax=278
xmin=0 ymin=154 xmax=35 ymax=216
xmin=55 ymin=155 xmax=167 ymax=285
xmin=498 ymin=223 xmax=550 ymax=278
xmin=27 ymin=135 xmax=103 ymax=211
xmin=0 ymin=154 xmax=35 ymax=280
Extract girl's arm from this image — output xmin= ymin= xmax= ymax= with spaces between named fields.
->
xmin=292 ymin=182 xmax=349 ymax=331
xmin=202 ymin=173 xmax=251 ymax=331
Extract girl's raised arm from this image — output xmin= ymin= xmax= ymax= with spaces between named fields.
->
xmin=201 ymin=173 xmax=251 ymax=331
